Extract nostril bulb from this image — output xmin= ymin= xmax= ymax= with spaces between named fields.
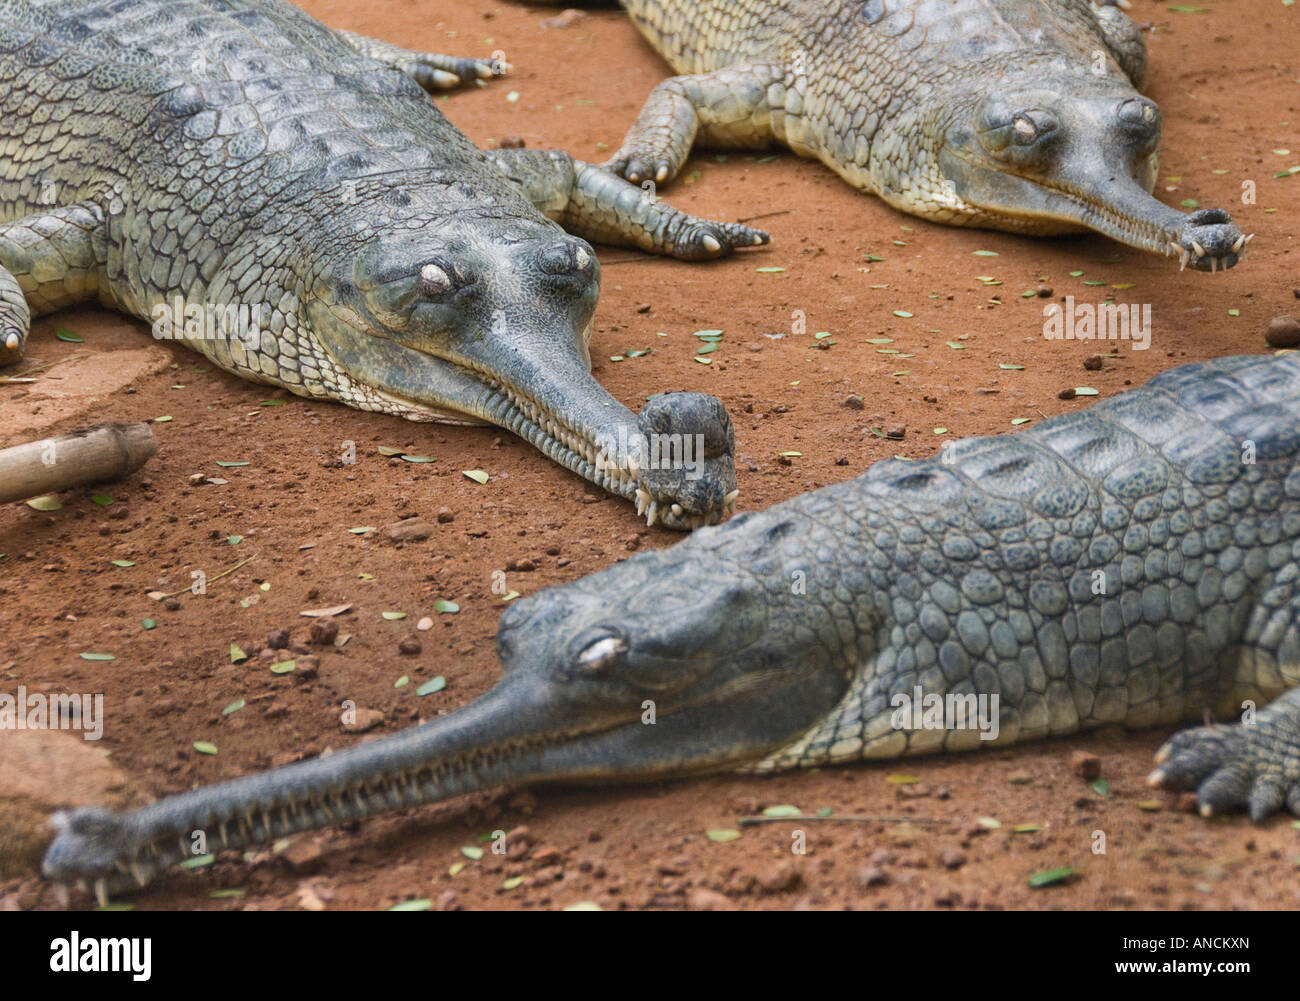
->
xmin=537 ymin=239 xmax=595 ymax=276
xmin=1118 ymin=98 xmax=1158 ymax=127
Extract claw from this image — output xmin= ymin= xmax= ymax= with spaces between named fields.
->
xmin=701 ymin=234 xmax=721 ymax=254
xmin=3 ymin=332 xmax=17 ymax=350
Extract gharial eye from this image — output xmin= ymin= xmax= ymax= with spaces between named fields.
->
xmin=577 ymin=635 xmax=628 ymax=670
xmin=419 ymin=263 xmax=454 ymax=295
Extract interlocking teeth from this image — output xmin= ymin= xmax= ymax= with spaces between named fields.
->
xmin=635 ymin=487 xmax=651 ymax=516
xmin=645 ymin=501 xmax=658 ymax=527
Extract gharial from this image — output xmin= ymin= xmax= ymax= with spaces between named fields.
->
xmin=0 ymin=0 xmax=771 ymax=529
xmin=544 ymin=0 xmax=1249 ymax=271
xmin=42 ymin=352 xmax=1300 ymax=902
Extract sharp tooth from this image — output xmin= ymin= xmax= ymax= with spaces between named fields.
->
xmin=724 ymin=489 xmax=739 ymax=506
xmin=1209 ymin=256 xmax=1217 ymax=273
xmin=1232 ymin=235 xmax=1245 ymax=252
xmin=645 ymin=501 xmax=658 ymax=527
xmin=55 ymin=884 xmax=70 ymax=907
xmin=94 ymin=879 xmax=109 ymax=908
xmin=1178 ymin=248 xmax=1190 ymax=272
xmin=1244 ymin=233 xmax=1254 ymax=244
xmin=1191 ymin=240 xmax=1206 ymax=258
xmin=131 ymin=863 xmax=150 ymax=887
xmin=626 ymin=456 xmax=639 ymax=478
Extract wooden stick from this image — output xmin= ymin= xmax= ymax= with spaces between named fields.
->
xmin=0 ymin=422 xmax=157 ymax=504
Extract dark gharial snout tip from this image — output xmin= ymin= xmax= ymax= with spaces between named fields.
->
xmin=638 ymin=391 xmax=734 ymax=460
xmin=1170 ymin=208 xmax=1250 ymax=272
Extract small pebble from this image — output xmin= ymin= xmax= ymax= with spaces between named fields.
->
xmin=1071 ymin=750 xmax=1101 ymax=780
xmin=343 ymin=708 xmax=383 ymax=733
xmin=498 ymin=135 xmax=526 ymax=149
xmin=1036 ymin=285 xmax=1053 ymax=298
xmin=436 ymin=507 xmax=455 ymax=524
xmin=857 ymin=866 xmax=890 ymax=888
xmin=397 ymin=635 xmax=422 ymax=655
xmin=416 ymin=616 xmax=433 ymax=631
xmin=688 ymin=888 xmax=732 ymax=910
xmin=267 ymin=628 xmax=291 ymax=650
xmin=757 ymin=861 xmax=801 ymax=894
xmin=308 ymin=618 xmax=338 ymax=645
xmin=940 ymin=847 xmax=967 ymax=870
xmin=1265 ymin=315 xmax=1300 ymax=348
xmin=842 ymin=395 xmax=865 ymax=411
xmin=1083 ymin=355 xmax=1104 ymax=371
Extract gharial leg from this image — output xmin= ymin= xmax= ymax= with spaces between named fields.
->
xmin=335 ymin=29 xmax=508 ymax=92
xmin=602 ymin=62 xmax=786 ymax=186
xmin=484 ymin=147 xmax=769 ymax=261
xmin=0 ymin=202 xmax=105 ymax=367
xmin=1149 ymin=573 xmax=1300 ymax=821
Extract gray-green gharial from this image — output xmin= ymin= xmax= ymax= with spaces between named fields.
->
xmin=0 ymin=0 xmax=766 ymax=527
xmin=42 ymin=353 xmax=1300 ymax=903
xmin=585 ymin=0 xmax=1248 ymax=270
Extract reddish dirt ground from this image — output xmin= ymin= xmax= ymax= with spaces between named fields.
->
xmin=3 ymin=0 xmax=1300 ymax=911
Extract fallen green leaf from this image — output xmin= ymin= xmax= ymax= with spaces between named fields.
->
xmin=416 ymin=676 xmax=447 ymax=696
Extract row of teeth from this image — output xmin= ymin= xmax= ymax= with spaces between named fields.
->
xmin=55 ymin=756 xmax=500 ymax=906
xmin=1169 ymin=232 xmax=1251 ymax=272
xmin=634 ymin=486 xmax=739 ymax=529
xmin=488 ymin=378 xmax=638 ymax=494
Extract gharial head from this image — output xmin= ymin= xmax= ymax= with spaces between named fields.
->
xmin=391 ymin=511 xmax=855 ymax=795
xmin=294 ymin=190 xmax=737 ymax=529
xmin=937 ymin=81 xmax=1249 ymax=271
xmin=38 ymin=513 xmax=848 ymax=902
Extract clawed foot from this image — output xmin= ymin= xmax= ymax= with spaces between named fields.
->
xmin=1148 ymin=695 xmax=1300 ymax=822
xmin=404 ymin=52 xmax=509 ymax=92
xmin=0 ymin=279 xmax=30 ymax=366
xmin=1168 ymin=208 xmax=1250 ymax=273
xmin=604 ymin=146 xmax=681 ymax=187
xmin=669 ymin=219 xmax=769 ymax=261
xmin=0 ymin=324 xmax=24 ymax=367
